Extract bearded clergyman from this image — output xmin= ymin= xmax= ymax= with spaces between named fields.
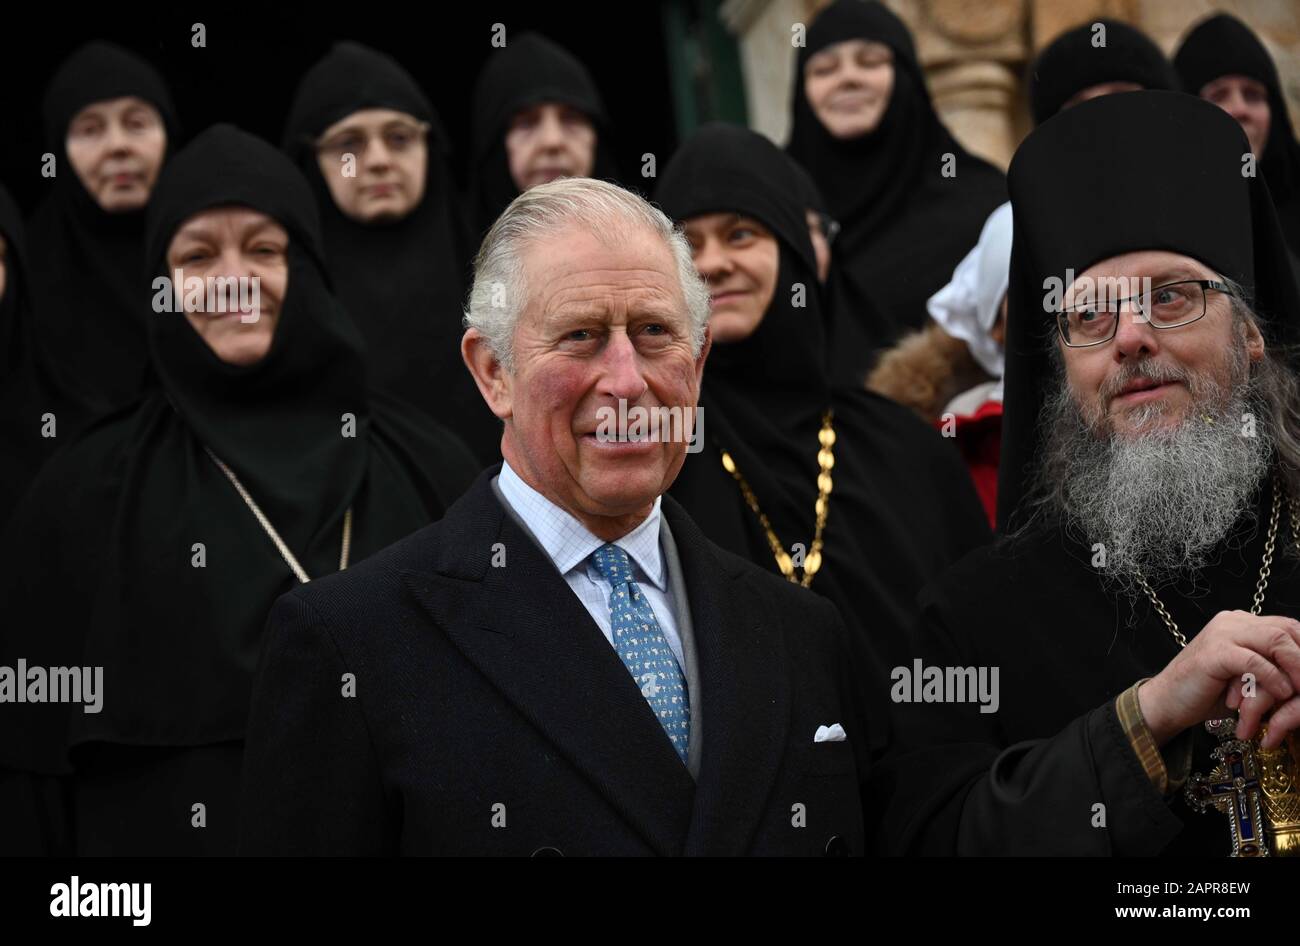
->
xmin=875 ymin=91 xmax=1300 ymax=856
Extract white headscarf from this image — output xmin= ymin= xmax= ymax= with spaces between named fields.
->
xmin=927 ymin=201 xmax=1013 ymax=395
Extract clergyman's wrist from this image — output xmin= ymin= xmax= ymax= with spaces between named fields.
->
xmin=1135 ymin=676 xmax=1176 ymax=747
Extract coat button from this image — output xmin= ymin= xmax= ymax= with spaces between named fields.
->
xmin=823 ymin=835 xmax=850 ymax=857
xmin=531 ymin=846 xmax=564 ymax=857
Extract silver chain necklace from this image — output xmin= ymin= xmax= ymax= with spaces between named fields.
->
xmin=1136 ymin=477 xmax=1291 ymax=648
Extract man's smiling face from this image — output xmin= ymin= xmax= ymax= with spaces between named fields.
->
xmin=471 ymin=223 xmax=709 ymax=538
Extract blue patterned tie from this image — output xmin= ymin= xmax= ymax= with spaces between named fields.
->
xmin=589 ymin=543 xmax=690 ymax=764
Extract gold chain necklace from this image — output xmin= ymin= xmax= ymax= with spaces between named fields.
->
xmin=203 ymin=446 xmax=353 ymax=584
xmin=718 ymin=410 xmax=835 ymax=588
xmin=1137 ymin=477 xmax=1289 ymax=648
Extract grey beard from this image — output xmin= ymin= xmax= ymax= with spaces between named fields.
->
xmin=1039 ymin=356 xmax=1273 ymax=594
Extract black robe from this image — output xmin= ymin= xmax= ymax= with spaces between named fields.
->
xmin=468 ymin=31 xmax=620 ymax=241
xmin=282 ymin=42 xmax=501 ymax=466
xmin=1028 ymin=19 xmax=1179 ymax=126
xmin=0 ymin=125 xmax=478 ymax=856
xmin=876 ymin=496 xmax=1300 ymax=856
xmin=786 ymin=0 xmax=1005 ymax=382
xmin=25 ymin=40 xmax=180 ymax=418
xmin=0 ymin=184 xmax=86 ymax=532
xmin=656 ymin=123 xmax=992 ymax=680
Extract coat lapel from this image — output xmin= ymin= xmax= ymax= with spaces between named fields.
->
xmin=665 ymin=498 xmax=790 ymax=856
xmin=400 ymin=470 xmax=695 ymax=856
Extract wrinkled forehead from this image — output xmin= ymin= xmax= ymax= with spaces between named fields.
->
xmin=682 ymin=211 xmax=765 ymax=241
xmin=510 ymin=100 xmax=595 ymax=123
xmin=69 ymin=95 xmax=162 ymax=126
xmin=519 ymin=224 xmax=684 ymax=320
xmin=168 ymin=204 xmax=287 ymax=248
xmin=1200 ymin=73 xmax=1270 ymax=97
xmin=319 ymin=107 xmax=424 ymax=138
xmin=1065 ymin=250 xmax=1217 ymax=294
xmin=806 ymin=38 xmax=892 ymax=67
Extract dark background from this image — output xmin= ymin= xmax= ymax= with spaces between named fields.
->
xmin=0 ymin=4 xmax=709 ymax=216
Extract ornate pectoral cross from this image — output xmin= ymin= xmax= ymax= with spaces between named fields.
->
xmin=1186 ymin=718 xmax=1269 ymax=856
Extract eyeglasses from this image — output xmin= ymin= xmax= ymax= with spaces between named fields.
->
xmin=314 ymin=121 xmax=430 ymax=159
xmin=1054 ymin=279 xmax=1235 ymax=348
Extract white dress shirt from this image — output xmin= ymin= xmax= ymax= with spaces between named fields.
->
xmin=496 ymin=461 xmax=685 ymax=671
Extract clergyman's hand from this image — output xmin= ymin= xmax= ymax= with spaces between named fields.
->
xmin=1137 ymin=610 xmax=1300 ymax=747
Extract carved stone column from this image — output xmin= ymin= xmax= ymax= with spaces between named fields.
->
xmin=893 ymin=0 xmax=1027 ymax=169
xmin=720 ymin=0 xmax=813 ymax=146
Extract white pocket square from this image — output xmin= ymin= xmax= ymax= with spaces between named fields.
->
xmin=814 ymin=723 xmax=846 ymax=743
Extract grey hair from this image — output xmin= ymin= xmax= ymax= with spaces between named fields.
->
xmin=1223 ymin=279 xmax=1300 ymax=514
xmin=462 ymin=177 xmax=711 ymax=371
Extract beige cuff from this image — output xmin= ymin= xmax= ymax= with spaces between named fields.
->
xmin=1116 ymin=678 xmax=1170 ymax=795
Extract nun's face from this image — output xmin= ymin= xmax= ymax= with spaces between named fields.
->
xmin=1060 ymin=250 xmax=1263 ymax=439
xmin=1200 ymin=76 xmax=1271 ymax=158
xmin=315 ymin=108 xmax=428 ymax=223
xmin=804 ymin=39 xmax=894 ymax=139
xmin=166 ymin=207 xmax=289 ymax=367
xmin=65 ymin=96 xmax=166 ymax=212
xmin=463 ymin=224 xmax=708 ymax=541
xmin=505 ymin=103 xmax=596 ymax=192
xmin=683 ymin=213 xmax=780 ymax=344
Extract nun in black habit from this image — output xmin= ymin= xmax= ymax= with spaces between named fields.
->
xmin=875 ymin=92 xmax=1300 ymax=856
xmin=1175 ymin=13 xmax=1300 ymax=260
xmin=0 ymin=125 xmax=478 ymax=855
xmin=656 ymin=123 xmax=992 ymax=677
xmin=786 ymin=0 xmax=1006 ymax=383
xmin=27 ymin=41 xmax=179 ymax=417
xmin=283 ymin=42 xmax=501 ymax=466
xmin=468 ymin=32 xmax=619 ymax=240
xmin=0 ymin=184 xmax=82 ymax=532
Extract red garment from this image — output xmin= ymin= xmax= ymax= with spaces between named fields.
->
xmin=934 ymin=399 xmax=1003 ymax=529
